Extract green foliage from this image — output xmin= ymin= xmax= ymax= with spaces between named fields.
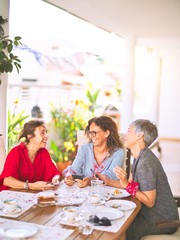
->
xmin=49 ymin=105 xmax=87 ymax=163
xmin=8 ymin=109 xmax=29 ymax=152
xmin=85 ymin=82 xmax=101 ymax=117
xmin=0 ymin=16 xmax=22 ymax=84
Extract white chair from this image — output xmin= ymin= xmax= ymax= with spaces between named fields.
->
xmin=140 ymin=197 xmax=180 ymax=240
xmin=76 ymin=130 xmax=89 ymax=150
xmin=76 ymin=130 xmax=131 ymax=177
xmin=0 ymin=134 xmax=6 ymax=174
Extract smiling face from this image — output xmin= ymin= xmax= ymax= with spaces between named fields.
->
xmin=124 ymin=125 xmax=139 ymax=149
xmin=29 ymin=125 xmax=48 ymax=149
xmin=89 ymin=122 xmax=109 ymax=147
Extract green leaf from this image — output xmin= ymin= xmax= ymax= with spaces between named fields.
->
xmin=9 ymin=53 xmax=13 ymax=59
xmin=7 ymin=44 xmax=13 ymax=53
xmin=5 ymin=62 xmax=13 ymax=72
xmin=0 ymin=42 xmax=3 ymax=50
xmin=0 ymin=51 xmax=4 ymax=62
xmin=14 ymin=36 xmax=21 ymax=41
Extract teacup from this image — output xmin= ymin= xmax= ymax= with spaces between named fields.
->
xmin=90 ymin=193 xmax=102 ymax=204
xmin=63 ymin=206 xmax=79 ymax=219
xmin=3 ymin=199 xmax=18 ymax=213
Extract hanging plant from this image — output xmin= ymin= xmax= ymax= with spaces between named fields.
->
xmin=0 ymin=16 xmax=22 ymax=85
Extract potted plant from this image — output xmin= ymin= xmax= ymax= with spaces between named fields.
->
xmin=0 ymin=16 xmax=22 ymax=85
xmin=49 ymin=104 xmax=87 ymax=172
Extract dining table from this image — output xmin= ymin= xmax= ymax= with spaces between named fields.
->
xmin=0 ymin=182 xmax=141 ymax=240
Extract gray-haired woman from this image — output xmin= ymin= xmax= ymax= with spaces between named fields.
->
xmin=114 ymin=119 xmax=179 ymax=240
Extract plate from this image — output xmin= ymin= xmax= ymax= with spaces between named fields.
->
xmin=56 ymin=197 xmax=84 ymax=207
xmin=94 ymin=207 xmax=124 ymax=220
xmin=111 ymin=189 xmax=130 ymax=198
xmin=90 ymin=199 xmax=105 ymax=206
xmin=59 ymin=212 xmax=83 ymax=222
xmin=37 ymin=202 xmax=56 ymax=207
xmin=0 ymin=225 xmax=38 ymax=239
xmin=105 ymin=200 xmax=136 ymax=211
xmin=2 ymin=205 xmax=22 ymax=215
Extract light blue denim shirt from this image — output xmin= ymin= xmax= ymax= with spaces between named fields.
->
xmin=63 ymin=143 xmax=124 ymax=180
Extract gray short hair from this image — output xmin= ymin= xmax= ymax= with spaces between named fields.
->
xmin=130 ymin=119 xmax=158 ymax=147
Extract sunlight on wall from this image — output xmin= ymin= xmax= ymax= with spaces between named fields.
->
xmin=134 ymin=46 xmax=159 ymax=122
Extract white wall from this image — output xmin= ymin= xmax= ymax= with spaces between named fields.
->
xmin=158 ymin=49 xmax=180 ymax=139
xmin=0 ymin=0 xmax=9 ymax=148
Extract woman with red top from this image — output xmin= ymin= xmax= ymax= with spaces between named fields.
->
xmin=0 ymin=120 xmax=61 ymax=191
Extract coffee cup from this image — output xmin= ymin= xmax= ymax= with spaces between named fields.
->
xmin=63 ymin=206 xmax=79 ymax=219
xmin=90 ymin=193 xmax=101 ymax=204
xmin=3 ymin=199 xmax=18 ymax=213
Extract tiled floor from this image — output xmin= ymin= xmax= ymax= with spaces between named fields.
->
xmin=154 ymin=140 xmax=180 ymax=196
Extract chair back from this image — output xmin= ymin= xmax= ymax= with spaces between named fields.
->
xmin=76 ymin=130 xmax=89 ymax=150
xmin=76 ymin=130 xmax=131 ymax=177
xmin=119 ymin=133 xmax=131 ymax=179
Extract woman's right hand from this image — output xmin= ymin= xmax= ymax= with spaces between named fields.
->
xmin=29 ymin=181 xmax=57 ymax=191
xmin=64 ymin=175 xmax=75 ymax=186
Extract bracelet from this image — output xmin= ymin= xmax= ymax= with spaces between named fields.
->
xmin=24 ymin=180 xmax=29 ymax=190
xmin=126 ymin=181 xmax=139 ymax=197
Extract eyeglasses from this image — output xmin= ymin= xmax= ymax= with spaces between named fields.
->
xmin=88 ymin=130 xmax=104 ymax=137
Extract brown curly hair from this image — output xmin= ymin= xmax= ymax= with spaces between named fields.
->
xmin=85 ymin=116 xmax=123 ymax=155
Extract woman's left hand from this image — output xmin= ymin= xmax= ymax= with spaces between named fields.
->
xmin=75 ymin=177 xmax=90 ymax=188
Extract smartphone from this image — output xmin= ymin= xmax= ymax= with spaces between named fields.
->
xmin=72 ymin=174 xmax=83 ymax=180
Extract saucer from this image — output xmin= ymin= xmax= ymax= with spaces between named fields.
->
xmin=2 ymin=205 xmax=22 ymax=215
xmin=90 ymin=199 xmax=105 ymax=206
xmin=37 ymin=202 xmax=56 ymax=207
xmin=59 ymin=212 xmax=83 ymax=222
xmin=0 ymin=225 xmax=38 ymax=239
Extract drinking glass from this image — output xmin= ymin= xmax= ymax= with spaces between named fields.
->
xmin=91 ymin=179 xmax=103 ymax=195
xmin=78 ymin=209 xmax=93 ymax=235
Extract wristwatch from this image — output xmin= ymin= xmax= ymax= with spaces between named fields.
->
xmin=24 ymin=180 xmax=29 ymax=190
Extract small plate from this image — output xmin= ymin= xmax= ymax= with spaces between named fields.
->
xmin=105 ymin=200 xmax=136 ymax=211
xmin=59 ymin=212 xmax=83 ymax=222
xmin=37 ymin=202 xmax=56 ymax=207
xmin=94 ymin=206 xmax=124 ymax=220
xmin=2 ymin=205 xmax=22 ymax=215
xmin=90 ymin=199 xmax=105 ymax=206
xmin=0 ymin=225 xmax=38 ymax=239
xmin=111 ymin=189 xmax=130 ymax=198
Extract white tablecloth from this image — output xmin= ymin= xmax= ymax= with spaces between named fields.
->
xmin=56 ymin=182 xmax=136 ymax=233
xmin=0 ymin=191 xmax=35 ymax=218
xmin=0 ymin=218 xmax=73 ymax=240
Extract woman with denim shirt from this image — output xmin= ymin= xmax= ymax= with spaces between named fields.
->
xmin=63 ymin=116 xmax=124 ymax=188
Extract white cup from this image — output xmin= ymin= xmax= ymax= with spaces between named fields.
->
xmin=3 ymin=199 xmax=18 ymax=213
xmin=90 ymin=193 xmax=102 ymax=204
xmin=63 ymin=206 xmax=79 ymax=219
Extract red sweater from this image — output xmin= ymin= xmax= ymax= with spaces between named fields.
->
xmin=0 ymin=142 xmax=61 ymax=191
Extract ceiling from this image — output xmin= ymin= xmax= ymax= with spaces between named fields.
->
xmin=44 ymin=0 xmax=180 ymax=47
